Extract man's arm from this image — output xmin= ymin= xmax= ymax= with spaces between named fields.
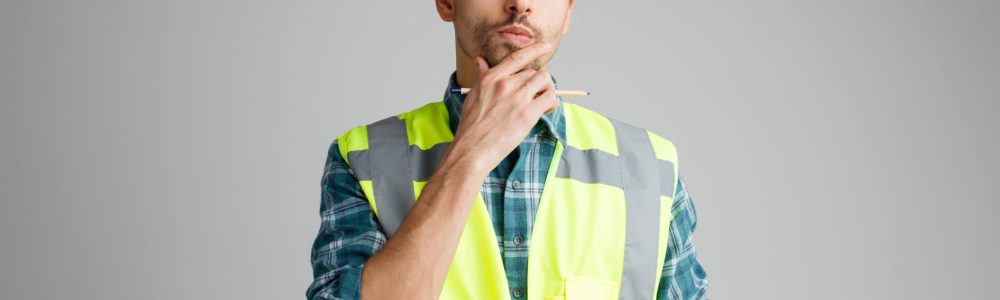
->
xmin=359 ymin=43 xmax=558 ymax=300
xmin=307 ymin=140 xmax=386 ymax=300
xmin=656 ymin=175 xmax=709 ymax=300
xmin=304 ymin=138 xmax=507 ymax=300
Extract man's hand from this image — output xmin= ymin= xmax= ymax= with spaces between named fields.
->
xmin=450 ymin=42 xmax=559 ymax=174
xmin=359 ymin=42 xmax=557 ymax=300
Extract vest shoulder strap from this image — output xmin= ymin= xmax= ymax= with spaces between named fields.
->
xmin=335 ymin=101 xmax=451 ymax=236
xmin=558 ymin=102 xmax=679 ymax=198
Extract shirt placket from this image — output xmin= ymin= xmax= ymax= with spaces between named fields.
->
xmin=502 ymin=129 xmax=546 ymax=299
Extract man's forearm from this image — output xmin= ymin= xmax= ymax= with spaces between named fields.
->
xmin=359 ymin=142 xmax=490 ymax=300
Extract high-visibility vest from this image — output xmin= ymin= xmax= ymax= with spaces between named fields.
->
xmin=335 ymin=101 xmax=679 ymax=300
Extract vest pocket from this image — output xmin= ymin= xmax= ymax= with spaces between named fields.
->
xmin=546 ymin=276 xmax=620 ymax=300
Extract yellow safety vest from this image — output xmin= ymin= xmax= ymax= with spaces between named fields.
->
xmin=335 ymin=101 xmax=679 ymax=300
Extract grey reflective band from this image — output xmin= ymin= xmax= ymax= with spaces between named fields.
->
xmin=556 ymin=146 xmax=622 ymax=188
xmin=344 ymin=120 xmax=451 ymax=238
xmin=410 ymin=142 xmax=449 ymax=182
xmin=366 ymin=116 xmax=415 ymax=237
xmin=347 ymin=142 xmax=450 ymax=182
xmin=659 ymin=160 xmax=676 ymax=198
xmin=346 ymin=150 xmax=371 ymax=180
xmin=353 ymin=139 xmax=674 ymax=195
xmin=555 ymin=144 xmax=675 ymax=198
xmin=611 ymin=119 xmax=662 ymax=300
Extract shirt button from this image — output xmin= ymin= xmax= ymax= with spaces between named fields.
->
xmin=513 ymin=234 xmax=524 ymax=246
xmin=512 ymin=287 xmax=525 ymax=298
xmin=511 ymin=180 xmax=521 ymax=189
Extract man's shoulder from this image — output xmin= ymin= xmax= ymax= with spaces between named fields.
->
xmin=562 ymin=102 xmax=677 ymax=150
xmin=329 ymin=100 xmax=447 ymax=157
xmin=336 ymin=100 xmax=446 ymax=135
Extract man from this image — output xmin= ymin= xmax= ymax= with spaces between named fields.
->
xmin=308 ymin=0 xmax=708 ymax=299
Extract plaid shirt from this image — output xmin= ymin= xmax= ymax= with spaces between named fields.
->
xmin=308 ymin=72 xmax=708 ymax=299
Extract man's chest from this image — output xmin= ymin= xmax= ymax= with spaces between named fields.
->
xmin=479 ymin=138 xmax=555 ymax=251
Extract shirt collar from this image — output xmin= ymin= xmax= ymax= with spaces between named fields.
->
xmin=442 ymin=71 xmax=567 ymax=144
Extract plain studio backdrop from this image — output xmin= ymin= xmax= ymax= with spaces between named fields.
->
xmin=1 ymin=0 xmax=998 ymax=299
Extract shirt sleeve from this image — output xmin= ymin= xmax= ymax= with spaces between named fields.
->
xmin=307 ymin=140 xmax=387 ymax=300
xmin=656 ymin=174 xmax=710 ymax=300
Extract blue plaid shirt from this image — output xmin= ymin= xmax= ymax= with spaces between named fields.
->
xmin=308 ymin=72 xmax=708 ymax=299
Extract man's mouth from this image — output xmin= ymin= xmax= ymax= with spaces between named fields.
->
xmin=497 ymin=25 xmax=535 ymax=46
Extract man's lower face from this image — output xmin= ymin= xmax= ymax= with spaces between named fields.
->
xmin=468 ymin=13 xmax=546 ymax=71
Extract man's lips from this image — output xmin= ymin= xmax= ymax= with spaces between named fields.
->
xmin=498 ymin=25 xmax=534 ymax=38
xmin=497 ymin=25 xmax=535 ymax=45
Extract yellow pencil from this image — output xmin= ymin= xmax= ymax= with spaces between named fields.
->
xmin=450 ymin=88 xmax=590 ymax=97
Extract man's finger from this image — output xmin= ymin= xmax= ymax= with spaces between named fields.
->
xmin=531 ymin=85 xmax=558 ymax=115
xmin=520 ymin=70 xmax=553 ymax=100
xmin=489 ymin=42 xmax=552 ymax=77
xmin=505 ymin=69 xmax=537 ymax=88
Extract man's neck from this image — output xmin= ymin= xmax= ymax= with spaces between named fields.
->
xmin=454 ymin=44 xmax=481 ymax=89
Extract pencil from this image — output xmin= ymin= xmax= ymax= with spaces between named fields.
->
xmin=450 ymin=88 xmax=590 ymax=97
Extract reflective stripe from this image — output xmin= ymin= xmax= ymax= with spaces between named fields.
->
xmin=555 ymin=146 xmax=622 ymax=188
xmin=354 ymin=139 xmax=669 ymax=196
xmin=611 ymin=119 xmax=661 ymax=300
xmin=659 ymin=160 xmax=676 ymax=198
xmin=556 ymin=145 xmax=675 ymax=198
xmin=410 ymin=142 xmax=449 ymax=182
xmin=346 ymin=150 xmax=371 ymax=180
xmin=366 ymin=116 xmax=414 ymax=237
xmin=347 ymin=142 xmax=450 ymax=182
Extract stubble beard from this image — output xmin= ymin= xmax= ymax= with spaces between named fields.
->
xmin=464 ymin=14 xmax=545 ymax=71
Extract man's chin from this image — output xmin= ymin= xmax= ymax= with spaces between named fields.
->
xmin=482 ymin=42 xmax=520 ymax=67
xmin=481 ymin=41 xmax=544 ymax=71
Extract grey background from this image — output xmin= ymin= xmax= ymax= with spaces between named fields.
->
xmin=1 ymin=0 xmax=997 ymax=299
